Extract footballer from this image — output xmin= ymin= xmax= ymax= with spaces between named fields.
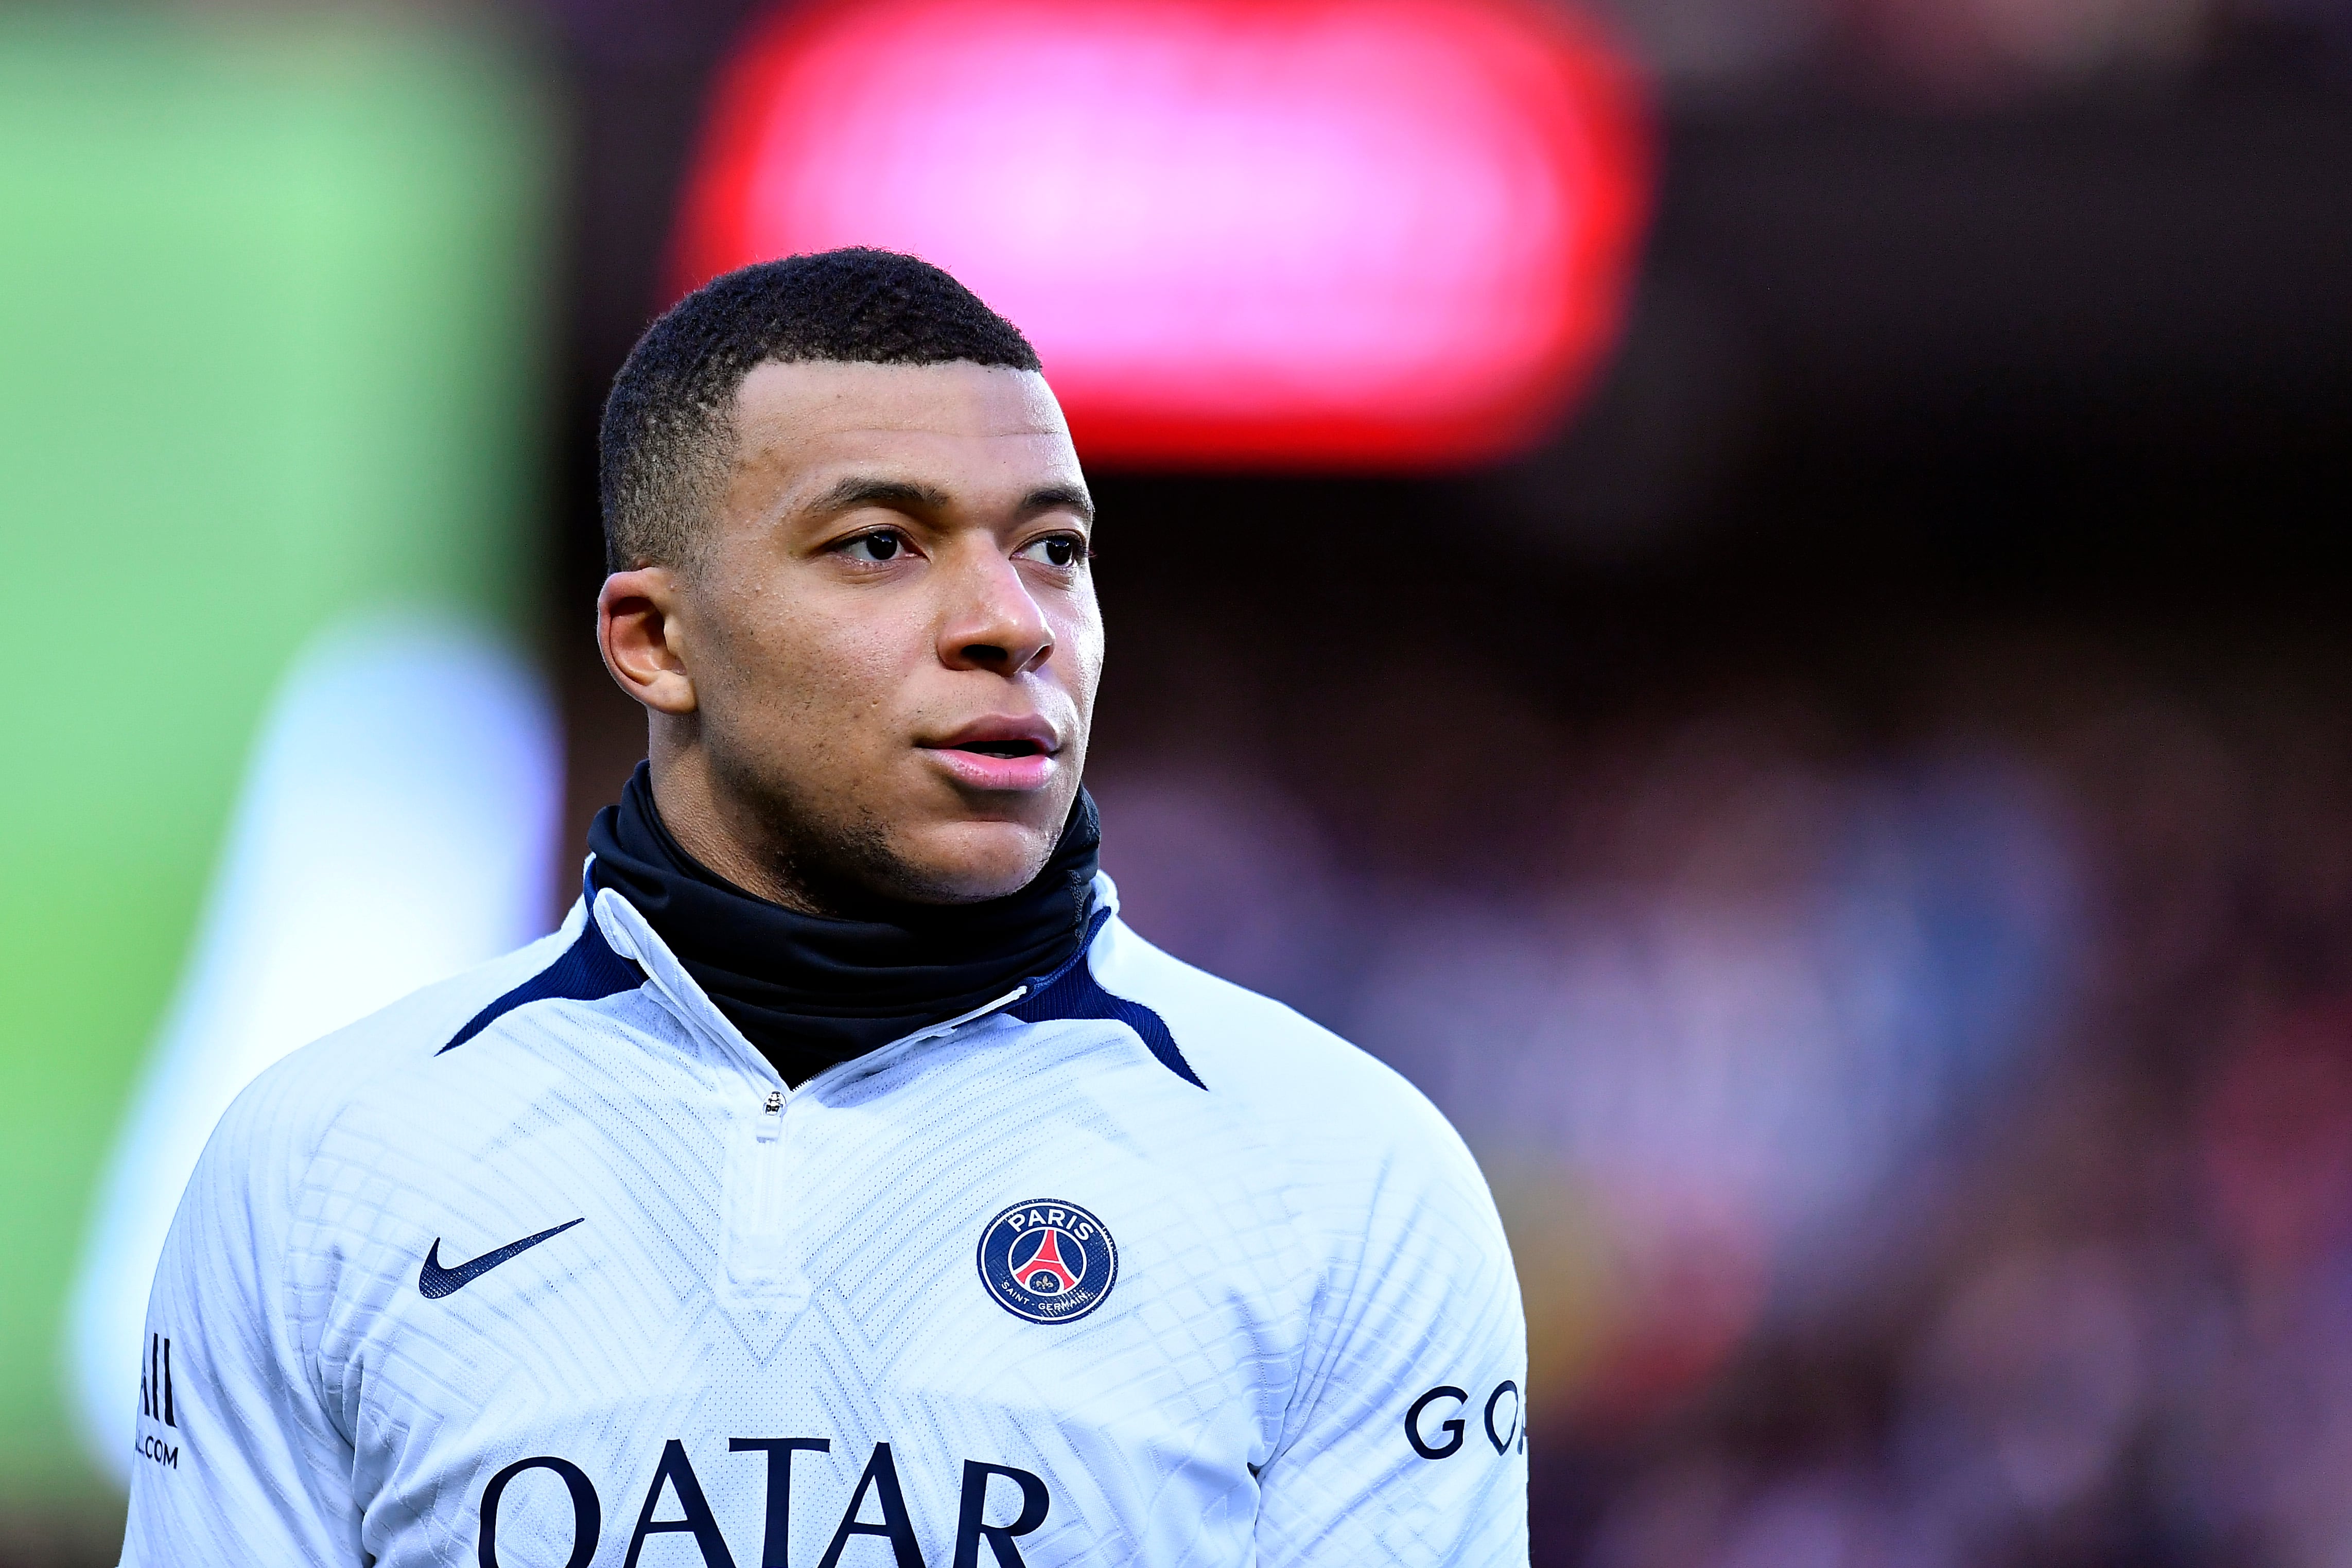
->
xmin=121 ymin=250 xmax=1527 ymax=1565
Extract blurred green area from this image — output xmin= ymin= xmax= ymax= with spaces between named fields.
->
xmin=0 ymin=11 xmax=548 ymax=1518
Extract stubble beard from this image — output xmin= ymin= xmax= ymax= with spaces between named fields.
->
xmin=708 ymin=747 xmax=1035 ymax=916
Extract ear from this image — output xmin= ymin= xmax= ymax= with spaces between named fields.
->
xmin=599 ymin=567 xmax=698 ymax=715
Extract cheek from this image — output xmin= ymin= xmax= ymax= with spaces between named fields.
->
xmin=1057 ymin=604 xmax=1107 ymax=697
xmin=709 ymin=595 xmax=921 ymax=742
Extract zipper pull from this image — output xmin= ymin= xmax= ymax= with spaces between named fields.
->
xmin=757 ymin=1088 xmax=783 ymax=1142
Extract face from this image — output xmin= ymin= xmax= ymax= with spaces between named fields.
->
xmin=598 ymin=359 xmax=1102 ymax=910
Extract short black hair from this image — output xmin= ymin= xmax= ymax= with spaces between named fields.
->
xmin=598 ymin=248 xmax=1043 ymax=572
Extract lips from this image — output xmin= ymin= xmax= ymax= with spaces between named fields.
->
xmin=920 ymin=718 xmax=1061 ymax=791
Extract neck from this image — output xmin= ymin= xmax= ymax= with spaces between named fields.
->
xmin=644 ymin=741 xmax=829 ymax=914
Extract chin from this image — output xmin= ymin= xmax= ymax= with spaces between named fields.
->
xmin=893 ymin=817 xmax=1062 ymax=904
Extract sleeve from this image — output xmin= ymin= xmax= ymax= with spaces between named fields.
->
xmin=118 ymin=1061 xmax=363 ymax=1567
xmin=1254 ymin=1100 xmax=1529 ymax=1566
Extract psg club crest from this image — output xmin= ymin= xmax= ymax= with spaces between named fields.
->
xmin=978 ymin=1199 xmax=1118 ymax=1325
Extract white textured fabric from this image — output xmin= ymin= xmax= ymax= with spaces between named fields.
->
xmin=120 ymin=874 xmax=1526 ymax=1567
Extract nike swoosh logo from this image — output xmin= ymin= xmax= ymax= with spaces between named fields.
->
xmin=419 ymin=1218 xmax=584 ymax=1299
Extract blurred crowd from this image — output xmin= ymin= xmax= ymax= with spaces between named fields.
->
xmin=1096 ymin=628 xmax=2352 ymax=1568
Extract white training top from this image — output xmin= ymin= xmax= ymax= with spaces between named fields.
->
xmin=120 ymin=873 xmax=1527 ymax=1566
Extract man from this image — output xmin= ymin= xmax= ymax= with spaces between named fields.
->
xmin=122 ymin=250 xmax=1526 ymax=1565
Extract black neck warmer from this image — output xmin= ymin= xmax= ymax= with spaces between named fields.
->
xmin=587 ymin=763 xmax=1099 ymax=1085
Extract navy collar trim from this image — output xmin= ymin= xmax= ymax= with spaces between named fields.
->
xmin=438 ymin=903 xmax=646 ymax=1056
xmin=1007 ymin=909 xmax=1204 ymax=1090
xmin=440 ymin=888 xmax=1202 ymax=1091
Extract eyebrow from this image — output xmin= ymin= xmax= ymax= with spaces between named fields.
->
xmin=800 ymin=476 xmax=953 ymax=518
xmin=798 ymin=476 xmax=1095 ymax=526
xmin=1023 ymin=483 xmax=1095 ymax=525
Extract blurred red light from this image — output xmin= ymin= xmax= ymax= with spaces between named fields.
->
xmin=674 ymin=0 xmax=1652 ymax=469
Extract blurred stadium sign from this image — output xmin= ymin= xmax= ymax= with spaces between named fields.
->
xmin=672 ymin=0 xmax=1652 ymax=468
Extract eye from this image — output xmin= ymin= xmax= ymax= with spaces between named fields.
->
xmin=839 ymin=530 xmax=908 ymax=563
xmin=1019 ymin=534 xmax=1088 ymax=569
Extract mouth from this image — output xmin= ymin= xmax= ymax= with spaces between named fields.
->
xmin=919 ymin=719 xmax=1062 ymax=791
xmin=951 ymin=737 xmax=1048 ymax=760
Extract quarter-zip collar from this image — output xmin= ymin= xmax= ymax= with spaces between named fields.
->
xmin=586 ymin=763 xmax=1100 ymax=1086
xmin=589 ymin=877 xmax=1122 ymax=1099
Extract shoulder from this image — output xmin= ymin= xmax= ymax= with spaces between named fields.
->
xmin=1091 ymin=913 xmax=1492 ymax=1200
xmin=190 ymin=908 xmax=594 ymax=1198
xmin=1091 ymin=912 xmax=1517 ymax=1341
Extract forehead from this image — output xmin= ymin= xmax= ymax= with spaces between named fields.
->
xmin=727 ymin=359 xmax=1083 ymax=507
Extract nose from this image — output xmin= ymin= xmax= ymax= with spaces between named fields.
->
xmin=938 ymin=548 xmax=1055 ymax=677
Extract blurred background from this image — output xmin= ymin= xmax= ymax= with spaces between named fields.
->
xmin=3 ymin=0 xmax=2349 ymax=1562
